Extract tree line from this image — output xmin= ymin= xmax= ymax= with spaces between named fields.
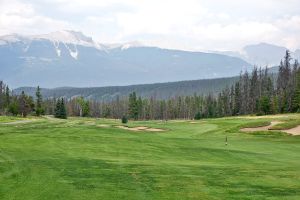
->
xmin=0 ymin=51 xmax=299 ymax=120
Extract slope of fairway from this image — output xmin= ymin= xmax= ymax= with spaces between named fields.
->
xmin=1 ymin=115 xmax=300 ymax=199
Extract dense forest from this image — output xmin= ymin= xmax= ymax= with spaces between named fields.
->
xmin=1 ymin=51 xmax=299 ymax=120
xmin=14 ymin=76 xmax=240 ymax=101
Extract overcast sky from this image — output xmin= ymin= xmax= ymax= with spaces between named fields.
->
xmin=0 ymin=0 xmax=299 ymax=51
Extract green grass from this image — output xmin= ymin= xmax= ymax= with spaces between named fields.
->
xmin=239 ymin=120 xmax=271 ymax=128
xmin=1 ymin=115 xmax=300 ymax=199
xmin=0 ymin=115 xmax=29 ymax=122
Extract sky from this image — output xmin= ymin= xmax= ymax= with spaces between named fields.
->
xmin=0 ymin=0 xmax=300 ymax=51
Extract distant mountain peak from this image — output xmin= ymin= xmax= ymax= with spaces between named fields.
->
xmin=121 ymin=41 xmax=144 ymax=50
xmin=244 ymin=42 xmax=288 ymax=51
xmin=0 ymin=30 xmax=107 ymax=50
xmin=33 ymin=30 xmax=98 ymax=48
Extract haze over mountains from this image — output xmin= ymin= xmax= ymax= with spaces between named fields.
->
xmin=0 ymin=30 xmax=298 ymax=91
xmin=213 ymin=43 xmax=300 ymax=67
xmin=0 ymin=30 xmax=253 ymax=88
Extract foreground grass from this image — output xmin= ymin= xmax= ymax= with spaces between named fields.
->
xmin=0 ymin=115 xmax=300 ymax=199
xmin=0 ymin=115 xmax=30 ymax=123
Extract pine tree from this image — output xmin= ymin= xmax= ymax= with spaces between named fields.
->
xmin=18 ymin=91 xmax=31 ymax=117
xmin=292 ymin=67 xmax=300 ymax=112
xmin=233 ymin=82 xmax=241 ymax=115
xmin=259 ymin=96 xmax=271 ymax=115
xmin=194 ymin=112 xmax=201 ymax=120
xmin=35 ymin=86 xmax=44 ymax=116
xmin=250 ymin=67 xmax=259 ymax=113
xmin=9 ymin=97 xmax=19 ymax=116
xmin=121 ymin=115 xmax=128 ymax=124
xmin=277 ymin=51 xmax=292 ymax=113
xmin=4 ymin=86 xmax=10 ymax=111
xmin=128 ymin=92 xmax=138 ymax=120
xmin=54 ymin=98 xmax=67 ymax=119
xmin=137 ymin=97 xmax=143 ymax=119
xmin=271 ymin=95 xmax=279 ymax=114
xmin=60 ymin=99 xmax=67 ymax=119
xmin=54 ymin=99 xmax=61 ymax=118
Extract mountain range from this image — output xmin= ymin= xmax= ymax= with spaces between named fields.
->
xmin=212 ymin=43 xmax=300 ymax=67
xmin=1 ymin=30 xmax=298 ymax=91
xmin=0 ymin=30 xmax=252 ymax=88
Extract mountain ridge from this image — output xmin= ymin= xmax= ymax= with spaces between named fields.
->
xmin=14 ymin=65 xmax=279 ymax=102
xmin=213 ymin=42 xmax=300 ymax=66
xmin=13 ymin=76 xmax=240 ymax=101
xmin=0 ymin=30 xmax=251 ymax=88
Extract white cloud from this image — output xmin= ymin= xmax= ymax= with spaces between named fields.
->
xmin=0 ymin=0 xmax=71 ymax=35
xmin=0 ymin=0 xmax=300 ymax=51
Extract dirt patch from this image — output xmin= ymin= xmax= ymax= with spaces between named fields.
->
xmin=282 ymin=125 xmax=300 ymax=136
xmin=97 ymin=124 xmax=110 ymax=128
xmin=145 ymin=128 xmax=164 ymax=132
xmin=116 ymin=126 xmax=165 ymax=132
xmin=240 ymin=121 xmax=282 ymax=132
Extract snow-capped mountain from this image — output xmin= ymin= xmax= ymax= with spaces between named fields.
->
xmin=103 ymin=41 xmax=143 ymax=50
xmin=0 ymin=30 xmax=107 ymax=59
xmin=0 ymin=30 xmax=251 ymax=88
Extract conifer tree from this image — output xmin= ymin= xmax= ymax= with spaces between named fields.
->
xmin=60 ymin=98 xmax=67 ymax=119
xmin=122 ymin=115 xmax=128 ymax=124
xmin=18 ymin=91 xmax=31 ymax=117
xmin=194 ymin=112 xmax=201 ymax=120
xmin=9 ymin=97 xmax=19 ymax=116
xmin=54 ymin=98 xmax=67 ymax=119
xmin=35 ymin=86 xmax=44 ymax=116
xmin=292 ymin=67 xmax=300 ymax=112
xmin=128 ymin=92 xmax=138 ymax=120
xmin=54 ymin=99 xmax=61 ymax=118
xmin=259 ymin=96 xmax=271 ymax=115
xmin=4 ymin=86 xmax=10 ymax=111
xmin=233 ymin=82 xmax=241 ymax=115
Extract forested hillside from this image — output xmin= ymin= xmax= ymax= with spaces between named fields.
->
xmin=14 ymin=77 xmax=238 ymax=101
xmin=69 ymin=51 xmax=294 ymax=120
xmin=2 ymin=52 xmax=297 ymax=120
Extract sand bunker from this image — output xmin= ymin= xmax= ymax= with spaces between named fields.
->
xmin=116 ymin=126 xmax=164 ymax=132
xmin=97 ymin=124 xmax=110 ymax=128
xmin=240 ymin=121 xmax=300 ymax=136
xmin=282 ymin=125 xmax=300 ymax=136
xmin=240 ymin=121 xmax=282 ymax=132
xmin=145 ymin=128 xmax=165 ymax=132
